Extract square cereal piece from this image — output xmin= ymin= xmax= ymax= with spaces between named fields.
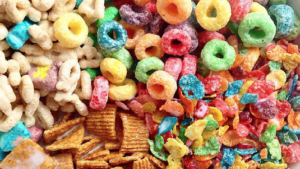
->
xmin=86 ymin=104 xmax=117 ymax=140
xmin=119 ymin=113 xmax=150 ymax=153
xmin=76 ymin=160 xmax=111 ymax=169
xmin=104 ymin=140 xmax=121 ymax=150
xmin=109 ymin=156 xmax=140 ymax=166
xmin=133 ymin=157 xmax=156 ymax=169
xmin=0 ymin=138 xmax=56 ymax=169
xmin=75 ymin=138 xmax=103 ymax=161
xmin=52 ymin=153 xmax=74 ymax=169
xmin=144 ymin=154 xmax=167 ymax=169
xmin=94 ymin=151 xmax=125 ymax=162
xmin=46 ymin=125 xmax=85 ymax=151
xmin=44 ymin=117 xmax=85 ymax=144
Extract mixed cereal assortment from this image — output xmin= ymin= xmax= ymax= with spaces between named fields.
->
xmin=1 ymin=0 xmax=300 ymax=168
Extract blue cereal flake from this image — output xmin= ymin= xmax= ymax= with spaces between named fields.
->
xmin=0 ymin=122 xmax=31 ymax=152
xmin=234 ymin=148 xmax=257 ymax=155
xmin=225 ymin=80 xmax=243 ymax=97
xmin=288 ymin=95 xmax=300 ymax=111
xmin=283 ymin=125 xmax=300 ymax=134
xmin=240 ymin=93 xmax=258 ymax=104
xmin=252 ymin=153 xmax=262 ymax=164
xmin=277 ymin=129 xmax=298 ymax=145
xmin=221 ymin=147 xmax=235 ymax=169
xmin=158 ymin=116 xmax=177 ymax=136
xmin=97 ymin=20 xmax=127 ymax=51
xmin=6 ymin=18 xmax=35 ymax=50
xmin=181 ymin=118 xmax=194 ymax=126
xmin=287 ymin=75 xmax=298 ymax=99
xmin=0 ymin=149 xmax=8 ymax=162
xmin=179 ymin=74 xmax=205 ymax=100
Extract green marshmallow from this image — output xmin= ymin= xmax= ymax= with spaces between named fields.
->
xmin=102 ymin=48 xmax=133 ymax=69
xmin=135 ymin=57 xmax=164 ymax=83
xmin=266 ymin=139 xmax=282 ymax=160
xmin=88 ymin=34 xmax=98 ymax=47
xmin=259 ymin=125 xmax=277 ymax=143
xmin=83 ymin=68 xmax=102 ymax=81
xmin=97 ymin=7 xmax=120 ymax=28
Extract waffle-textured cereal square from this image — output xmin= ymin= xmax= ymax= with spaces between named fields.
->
xmin=52 ymin=153 xmax=74 ymax=169
xmin=133 ymin=157 xmax=156 ymax=169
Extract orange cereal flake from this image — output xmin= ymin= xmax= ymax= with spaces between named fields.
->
xmin=142 ymin=102 xmax=157 ymax=113
xmin=240 ymin=47 xmax=260 ymax=72
xmin=159 ymin=100 xmax=184 ymax=117
xmin=230 ymin=54 xmax=244 ymax=69
xmin=266 ymin=45 xmax=286 ymax=62
xmin=288 ymin=110 xmax=300 ymax=130
xmin=193 ymin=154 xmax=216 ymax=162
xmin=178 ymin=88 xmax=197 ymax=118
xmin=260 ymin=148 xmax=268 ymax=159
xmin=221 ymin=130 xmax=245 ymax=147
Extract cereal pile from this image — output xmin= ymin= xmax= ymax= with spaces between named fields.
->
xmin=1 ymin=0 xmax=300 ymax=168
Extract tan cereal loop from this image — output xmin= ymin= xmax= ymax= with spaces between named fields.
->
xmin=144 ymin=154 xmax=167 ymax=169
xmin=86 ymin=104 xmax=117 ymax=140
xmin=76 ymin=160 xmax=111 ymax=169
xmin=75 ymin=138 xmax=103 ymax=160
xmin=44 ymin=116 xmax=85 ymax=144
xmin=109 ymin=156 xmax=140 ymax=166
xmin=133 ymin=157 xmax=156 ymax=169
xmin=119 ymin=113 xmax=150 ymax=153
xmin=104 ymin=140 xmax=121 ymax=150
xmin=0 ymin=139 xmax=57 ymax=169
xmin=46 ymin=125 xmax=85 ymax=151
xmin=52 ymin=153 xmax=74 ymax=169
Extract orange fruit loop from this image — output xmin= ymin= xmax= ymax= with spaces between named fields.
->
xmin=178 ymin=88 xmax=197 ymax=118
xmin=159 ymin=100 xmax=184 ymax=117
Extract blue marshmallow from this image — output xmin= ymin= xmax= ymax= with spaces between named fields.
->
xmin=240 ymin=93 xmax=258 ymax=104
xmin=0 ymin=122 xmax=31 ymax=152
xmin=225 ymin=80 xmax=244 ymax=97
xmin=6 ymin=18 xmax=35 ymax=50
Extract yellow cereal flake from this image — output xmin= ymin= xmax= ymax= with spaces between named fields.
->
xmin=164 ymin=138 xmax=189 ymax=159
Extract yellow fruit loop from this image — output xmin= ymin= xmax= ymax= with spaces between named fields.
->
xmin=249 ymin=2 xmax=268 ymax=15
xmin=108 ymin=79 xmax=137 ymax=101
xmin=195 ymin=0 xmax=231 ymax=31
xmin=53 ymin=13 xmax=88 ymax=48
xmin=100 ymin=58 xmax=127 ymax=84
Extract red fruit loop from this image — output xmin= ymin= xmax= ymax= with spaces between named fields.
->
xmin=162 ymin=29 xmax=192 ymax=56
xmin=198 ymin=31 xmax=226 ymax=46
xmin=236 ymin=123 xmax=250 ymax=138
xmin=276 ymin=100 xmax=292 ymax=118
xmin=137 ymin=82 xmax=150 ymax=96
xmin=202 ymin=75 xmax=223 ymax=94
xmin=247 ymin=80 xmax=275 ymax=99
xmin=145 ymin=113 xmax=155 ymax=134
xmin=145 ymin=0 xmax=157 ymax=14
xmin=195 ymin=100 xmax=209 ymax=119
xmin=208 ymin=98 xmax=229 ymax=116
xmin=217 ymin=25 xmax=230 ymax=35
xmin=229 ymin=0 xmax=252 ymax=22
xmin=89 ymin=76 xmax=109 ymax=110
xmin=181 ymin=54 xmax=197 ymax=77
xmin=164 ymin=57 xmax=182 ymax=81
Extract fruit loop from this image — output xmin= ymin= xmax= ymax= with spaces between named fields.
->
xmin=195 ymin=0 xmax=231 ymax=31
xmin=1 ymin=0 xmax=300 ymax=168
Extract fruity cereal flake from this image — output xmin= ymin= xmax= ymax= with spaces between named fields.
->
xmin=2 ymin=0 xmax=300 ymax=169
